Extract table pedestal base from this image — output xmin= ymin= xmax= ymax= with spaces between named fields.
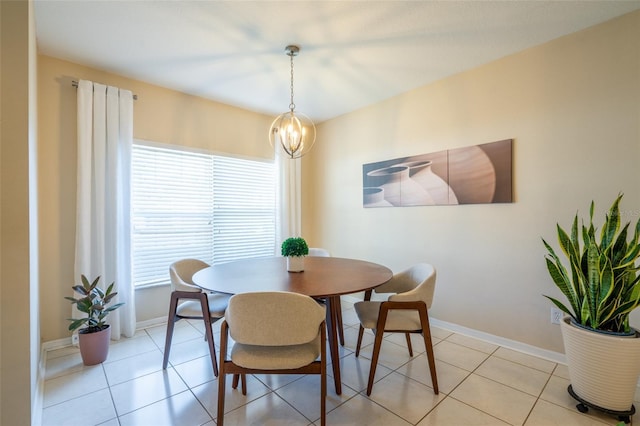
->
xmin=326 ymin=296 xmax=342 ymax=394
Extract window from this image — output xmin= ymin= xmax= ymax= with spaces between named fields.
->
xmin=131 ymin=142 xmax=276 ymax=287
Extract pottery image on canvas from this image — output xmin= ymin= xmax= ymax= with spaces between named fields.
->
xmin=362 ymin=139 xmax=512 ymax=207
xmin=392 ymin=160 xmax=458 ymax=205
xmin=363 ymin=187 xmax=392 ymax=207
xmin=366 ymin=165 xmax=434 ymax=206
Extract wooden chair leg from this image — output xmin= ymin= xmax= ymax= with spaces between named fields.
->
xmin=217 ymin=368 xmax=226 ymax=426
xmin=199 ymin=294 xmax=219 ymax=377
xmin=366 ymin=326 xmax=385 ymax=396
xmin=320 ymin=321 xmax=327 ymax=426
xmin=217 ymin=322 xmax=229 ymax=426
xmin=232 ymin=374 xmax=240 ymax=389
xmin=218 ymin=374 xmax=226 ymax=426
xmin=162 ymin=293 xmax=180 ymax=369
xmin=366 ymin=304 xmax=391 ymax=396
xmin=231 ymin=373 xmax=246 ymax=394
xmin=418 ymin=308 xmax=438 ymax=394
xmin=336 ymin=297 xmax=345 ymax=346
xmin=405 ymin=332 xmax=413 ymax=357
xmin=356 ymin=289 xmax=374 ymax=357
xmin=355 ymin=325 xmax=365 ymax=357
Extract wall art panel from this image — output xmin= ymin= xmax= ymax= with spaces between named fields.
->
xmin=362 ymin=139 xmax=512 ymax=207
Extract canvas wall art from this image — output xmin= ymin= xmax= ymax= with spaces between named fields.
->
xmin=362 ymin=139 xmax=512 ymax=207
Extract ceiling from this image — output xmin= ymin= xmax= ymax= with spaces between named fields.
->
xmin=34 ymin=1 xmax=640 ymax=123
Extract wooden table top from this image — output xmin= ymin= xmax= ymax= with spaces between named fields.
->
xmin=192 ymin=256 xmax=393 ymax=298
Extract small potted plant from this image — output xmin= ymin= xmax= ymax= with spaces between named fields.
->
xmin=281 ymin=237 xmax=309 ymax=272
xmin=543 ymin=193 xmax=640 ymax=421
xmin=65 ymin=275 xmax=124 ymax=365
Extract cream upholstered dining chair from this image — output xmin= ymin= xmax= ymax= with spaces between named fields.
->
xmin=308 ymin=247 xmax=330 ymax=257
xmin=354 ymin=263 xmax=439 ymax=396
xmin=217 ymin=291 xmax=326 ymax=426
xmin=163 ymin=259 xmax=230 ymax=376
xmin=308 ymin=247 xmax=345 ymax=345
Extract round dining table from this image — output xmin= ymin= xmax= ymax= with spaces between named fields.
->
xmin=192 ymin=255 xmax=393 ymax=394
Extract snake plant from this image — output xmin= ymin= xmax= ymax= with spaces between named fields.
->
xmin=543 ymin=194 xmax=640 ymax=333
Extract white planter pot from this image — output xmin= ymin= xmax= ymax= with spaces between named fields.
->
xmin=561 ymin=316 xmax=640 ymax=412
xmin=287 ymin=256 xmax=304 ymax=272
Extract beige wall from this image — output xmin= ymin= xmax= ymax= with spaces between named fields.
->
xmin=303 ymin=11 xmax=640 ymax=353
xmin=38 ymin=55 xmax=274 ymax=342
xmin=1 ymin=0 xmax=39 ymax=423
xmin=37 ymin=10 xmax=640 ymax=355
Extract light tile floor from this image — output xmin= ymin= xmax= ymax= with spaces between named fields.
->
xmin=42 ymin=300 xmax=639 ymax=425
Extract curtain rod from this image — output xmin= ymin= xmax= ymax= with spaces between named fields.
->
xmin=72 ymin=80 xmax=138 ymax=100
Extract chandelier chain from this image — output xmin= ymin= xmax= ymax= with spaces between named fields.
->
xmin=289 ymin=52 xmax=296 ymax=112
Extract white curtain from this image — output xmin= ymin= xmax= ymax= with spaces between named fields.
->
xmin=275 ymin=151 xmax=302 ymax=247
xmin=74 ymin=80 xmax=135 ymax=339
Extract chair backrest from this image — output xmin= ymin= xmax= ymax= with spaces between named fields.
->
xmin=169 ymin=258 xmax=209 ymax=292
xmin=308 ymin=247 xmax=330 ymax=257
xmin=382 ymin=263 xmax=437 ymax=308
xmin=226 ymin=291 xmax=325 ymax=346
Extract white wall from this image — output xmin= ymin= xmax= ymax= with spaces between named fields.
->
xmin=303 ymin=11 xmax=640 ymax=353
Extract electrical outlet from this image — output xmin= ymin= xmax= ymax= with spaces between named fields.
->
xmin=71 ymin=333 xmax=79 ymax=346
xmin=551 ymin=307 xmax=563 ymax=325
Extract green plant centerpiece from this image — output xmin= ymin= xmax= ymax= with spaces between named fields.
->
xmin=281 ymin=237 xmax=309 ymax=272
xmin=542 ymin=193 xmax=640 ymax=418
xmin=66 ymin=275 xmax=124 ymax=365
xmin=281 ymin=237 xmax=309 ymax=257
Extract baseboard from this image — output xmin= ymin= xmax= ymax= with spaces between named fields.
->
xmin=430 ymin=318 xmax=640 ymax=390
xmin=429 ymin=317 xmax=566 ymax=365
xmin=41 ymin=318 xmax=165 ymax=355
xmin=42 ymin=312 xmax=566 ymax=365
xmin=32 ymin=344 xmax=48 ymax=426
xmin=42 ymin=336 xmax=75 ymax=352
xmin=136 ymin=317 xmax=166 ymax=330
xmin=343 ymin=294 xmax=567 ymax=364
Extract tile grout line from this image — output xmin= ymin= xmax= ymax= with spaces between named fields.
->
xmin=520 ymin=368 xmax=557 ymax=426
xmin=43 ymin=314 xmax=629 ymax=426
xmin=432 ymin=339 xmax=520 ymax=424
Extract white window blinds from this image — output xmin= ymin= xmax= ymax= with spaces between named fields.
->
xmin=131 ymin=143 xmax=276 ymax=287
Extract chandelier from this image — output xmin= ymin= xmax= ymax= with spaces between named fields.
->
xmin=269 ymin=45 xmax=316 ymax=159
